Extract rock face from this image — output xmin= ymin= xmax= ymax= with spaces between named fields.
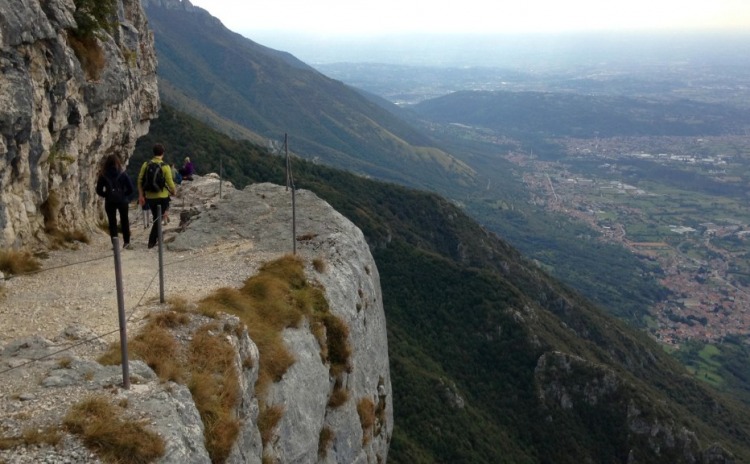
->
xmin=172 ymin=182 xmax=394 ymax=463
xmin=0 ymin=0 xmax=159 ymax=248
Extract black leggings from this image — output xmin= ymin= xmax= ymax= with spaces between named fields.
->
xmin=105 ymin=201 xmax=130 ymax=245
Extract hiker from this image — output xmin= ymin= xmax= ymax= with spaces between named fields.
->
xmin=179 ymin=156 xmax=194 ymax=181
xmin=137 ymin=143 xmax=176 ymax=249
xmin=95 ymin=154 xmax=134 ymax=249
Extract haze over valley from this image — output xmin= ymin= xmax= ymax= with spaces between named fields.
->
xmin=307 ymin=31 xmax=750 ymax=385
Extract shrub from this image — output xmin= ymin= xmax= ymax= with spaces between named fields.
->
xmin=72 ymin=0 xmax=117 ymax=39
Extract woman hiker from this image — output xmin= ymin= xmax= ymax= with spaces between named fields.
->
xmin=96 ymin=154 xmax=135 ymax=249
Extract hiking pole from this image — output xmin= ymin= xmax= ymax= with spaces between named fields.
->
xmin=219 ymin=156 xmax=223 ymax=200
xmin=157 ymin=205 xmax=165 ymax=304
xmin=111 ymin=237 xmax=130 ymax=389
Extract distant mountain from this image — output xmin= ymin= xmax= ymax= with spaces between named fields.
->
xmin=142 ymin=0 xmax=475 ymax=191
xmin=411 ymin=90 xmax=750 ymax=138
xmin=134 ymin=105 xmax=750 ymax=463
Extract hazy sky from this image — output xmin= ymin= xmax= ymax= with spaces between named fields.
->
xmin=188 ymin=0 xmax=750 ymax=36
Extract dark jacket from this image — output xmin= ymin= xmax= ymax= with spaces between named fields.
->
xmin=96 ymin=167 xmax=134 ymax=204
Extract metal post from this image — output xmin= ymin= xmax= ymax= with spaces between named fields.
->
xmin=292 ymin=186 xmax=297 ymax=255
xmin=157 ymin=204 xmax=165 ymax=303
xmin=112 ymin=237 xmax=130 ymax=389
xmin=285 ymin=134 xmax=296 ymax=255
xmin=219 ymin=157 xmax=223 ymax=200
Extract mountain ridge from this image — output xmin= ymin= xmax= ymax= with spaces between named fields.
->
xmin=143 ymin=0 xmax=475 ymax=191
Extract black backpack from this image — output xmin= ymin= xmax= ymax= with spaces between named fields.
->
xmin=102 ymin=172 xmax=126 ymax=204
xmin=143 ymin=161 xmax=166 ymax=193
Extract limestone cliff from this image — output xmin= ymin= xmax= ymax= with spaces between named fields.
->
xmin=0 ymin=0 xmax=159 ymax=248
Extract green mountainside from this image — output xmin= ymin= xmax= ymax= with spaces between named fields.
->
xmin=133 ymin=106 xmax=750 ymax=462
xmin=143 ymin=3 xmax=474 ymax=192
xmin=411 ymin=90 xmax=750 ymax=140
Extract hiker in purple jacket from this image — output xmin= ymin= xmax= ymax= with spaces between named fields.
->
xmin=179 ymin=156 xmax=195 ymax=181
xmin=96 ymin=154 xmax=135 ymax=249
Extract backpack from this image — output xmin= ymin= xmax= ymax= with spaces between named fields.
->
xmin=104 ymin=172 xmax=125 ymax=204
xmin=143 ymin=161 xmax=166 ymax=193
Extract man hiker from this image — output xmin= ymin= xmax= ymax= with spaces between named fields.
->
xmin=137 ymin=143 xmax=176 ymax=249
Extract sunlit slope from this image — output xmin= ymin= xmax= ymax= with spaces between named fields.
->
xmin=144 ymin=3 xmax=474 ymax=190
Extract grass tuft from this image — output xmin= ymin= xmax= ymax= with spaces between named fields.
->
xmin=357 ymin=397 xmax=376 ymax=445
xmin=64 ymin=395 xmax=165 ymax=463
xmin=167 ymin=296 xmax=190 ymax=313
xmin=187 ymin=325 xmax=241 ymax=463
xmin=98 ymin=321 xmax=183 ymax=382
xmin=318 ymin=426 xmax=335 ymax=458
xmin=312 ymin=257 xmax=327 ymax=273
xmin=150 ymin=310 xmax=190 ymax=328
xmin=258 ymin=404 xmax=285 ymax=446
xmin=327 ymin=378 xmax=349 ymax=409
xmin=0 ymin=249 xmax=41 ymax=276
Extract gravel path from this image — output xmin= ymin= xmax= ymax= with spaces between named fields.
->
xmin=0 ymin=210 xmax=261 ymax=349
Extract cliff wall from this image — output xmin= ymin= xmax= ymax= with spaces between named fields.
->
xmin=0 ymin=0 xmax=159 ymax=248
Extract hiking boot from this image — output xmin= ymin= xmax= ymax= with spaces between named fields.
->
xmin=123 ymin=243 xmax=132 ymax=250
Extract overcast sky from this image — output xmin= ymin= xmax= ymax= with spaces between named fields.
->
xmin=188 ymin=0 xmax=750 ymax=36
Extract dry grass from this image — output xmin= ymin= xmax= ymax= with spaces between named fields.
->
xmin=0 ymin=426 xmax=61 ymax=451
xmin=193 ymin=254 xmax=357 ymax=457
xmin=149 ymin=310 xmax=190 ymax=328
xmin=318 ymin=426 xmax=335 ymax=458
xmin=357 ymin=397 xmax=376 ymax=445
xmin=68 ymin=35 xmax=106 ymax=80
xmin=257 ymin=404 xmax=285 ymax=446
xmin=0 ymin=249 xmax=41 ymax=276
xmin=312 ymin=257 xmax=327 ymax=273
xmin=327 ymin=379 xmax=349 ymax=409
xmin=198 ymin=252 xmax=353 ymax=392
xmin=46 ymin=228 xmax=90 ymax=249
xmin=64 ymin=395 xmax=165 ymax=463
xmin=98 ymin=321 xmax=183 ymax=382
xmin=187 ymin=325 xmax=241 ymax=463
xmin=167 ymin=296 xmax=190 ymax=313
xmin=99 ymin=315 xmax=242 ymax=463
xmin=322 ymin=313 xmax=353 ymax=377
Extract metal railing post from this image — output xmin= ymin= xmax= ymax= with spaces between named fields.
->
xmin=157 ymin=204 xmax=165 ymax=303
xmin=111 ymin=237 xmax=130 ymax=389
